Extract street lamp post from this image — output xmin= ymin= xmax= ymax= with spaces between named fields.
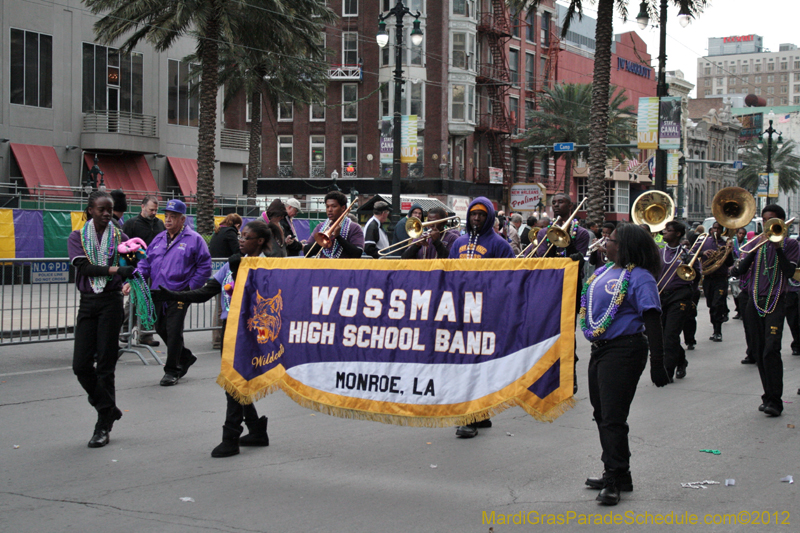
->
xmin=757 ymin=111 xmax=784 ymax=207
xmin=637 ymin=1 xmax=691 ymax=193
xmin=83 ymin=154 xmax=106 ymax=195
xmin=377 ymin=1 xmax=423 ymax=223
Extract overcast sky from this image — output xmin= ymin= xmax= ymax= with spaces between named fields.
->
xmin=557 ymin=0 xmax=795 ymax=98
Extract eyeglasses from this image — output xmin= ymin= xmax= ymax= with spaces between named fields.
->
xmin=606 ymin=238 xmax=618 ymax=243
xmin=238 ymin=236 xmax=259 ymax=241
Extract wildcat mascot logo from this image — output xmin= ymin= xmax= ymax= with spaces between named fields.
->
xmin=247 ymin=289 xmax=283 ymax=344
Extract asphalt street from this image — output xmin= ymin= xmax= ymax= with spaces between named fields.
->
xmin=1 ymin=298 xmax=799 ymax=533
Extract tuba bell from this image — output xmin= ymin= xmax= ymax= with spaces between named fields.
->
xmin=631 ymin=191 xmax=675 ymax=233
xmin=711 ymin=186 xmax=756 ymax=232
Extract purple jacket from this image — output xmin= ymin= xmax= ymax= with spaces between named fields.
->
xmin=137 ymin=226 xmax=212 ymax=291
xmin=448 ymin=197 xmax=514 ymax=259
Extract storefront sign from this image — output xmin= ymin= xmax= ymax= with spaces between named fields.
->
xmin=723 ymin=35 xmax=754 ymax=43
xmin=510 ymin=184 xmax=544 ymax=211
xmin=617 ymin=58 xmax=652 ymax=79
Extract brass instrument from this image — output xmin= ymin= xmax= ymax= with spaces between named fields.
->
xmin=657 ymin=234 xmax=709 ymax=293
xmin=736 ymin=217 xmax=797 ymax=258
xmin=517 ymin=216 xmax=561 ymax=258
xmin=405 ymin=214 xmax=460 ymax=239
xmin=587 ymin=236 xmax=608 ymax=253
xmin=700 ymin=236 xmax=732 ymax=275
xmin=712 ymin=186 xmax=756 ymax=231
xmin=543 ymin=199 xmax=587 ymax=255
xmin=631 ymin=191 xmax=675 ymax=233
xmin=377 ymin=216 xmax=460 ymax=256
xmin=304 ymin=198 xmax=359 ymax=258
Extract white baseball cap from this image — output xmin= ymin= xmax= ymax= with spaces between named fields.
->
xmin=285 ymin=198 xmax=301 ymax=212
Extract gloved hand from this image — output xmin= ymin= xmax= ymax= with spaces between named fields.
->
xmin=117 ymin=266 xmax=135 ymax=280
xmin=650 ymin=357 xmax=671 ymax=387
xmin=229 ymin=253 xmax=242 ymax=280
xmin=569 ymin=252 xmax=583 ymax=262
xmin=152 ymin=285 xmax=180 ymax=302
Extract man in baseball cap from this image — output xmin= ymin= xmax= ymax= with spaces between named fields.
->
xmin=135 ymin=198 xmax=211 ymax=386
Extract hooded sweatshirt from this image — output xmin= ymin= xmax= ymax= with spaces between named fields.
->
xmin=449 ymin=197 xmax=514 ymax=259
xmin=393 ymin=203 xmax=424 ymax=244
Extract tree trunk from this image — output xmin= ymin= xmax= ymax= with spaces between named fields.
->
xmin=247 ymin=87 xmax=262 ymax=205
xmin=195 ymin=1 xmax=221 ymax=235
xmin=587 ymin=0 xmax=614 ymax=225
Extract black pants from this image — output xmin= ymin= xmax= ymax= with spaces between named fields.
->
xmin=218 ymin=319 xmax=260 ymax=431
xmin=784 ymin=291 xmax=800 ymax=352
xmin=588 ymin=335 xmax=648 ymax=475
xmin=744 ymin=294 xmax=786 ymax=412
xmin=155 ymin=300 xmax=194 ymax=377
xmin=682 ymin=289 xmax=700 ymax=346
xmin=73 ymin=291 xmax=124 ymax=419
xmin=661 ymin=287 xmax=692 ymax=378
xmin=740 ymin=291 xmax=754 ymax=360
xmin=703 ymin=275 xmax=729 ymax=333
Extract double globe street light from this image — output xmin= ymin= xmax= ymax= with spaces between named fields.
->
xmin=377 ymin=1 xmax=423 ymax=222
xmin=757 ymin=110 xmax=784 ymax=174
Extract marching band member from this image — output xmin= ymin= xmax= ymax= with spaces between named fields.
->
xmin=588 ymin=222 xmax=615 ymax=270
xmin=303 ymin=191 xmax=364 ymax=259
xmin=68 ymin=191 xmax=135 ymax=448
xmin=364 ymin=202 xmax=392 ymax=259
xmin=582 ymin=224 xmax=670 ymax=505
xmin=658 ymin=221 xmax=701 ymax=380
xmin=732 ymin=227 xmax=748 ymax=320
xmin=701 ymin=222 xmax=734 ymax=342
xmin=448 ymin=197 xmax=513 ymax=438
xmin=401 ymin=206 xmax=458 ymax=259
xmin=730 ymin=205 xmax=800 ymax=417
xmin=733 ymin=228 xmax=756 ymax=364
xmin=153 ymin=220 xmax=284 ymax=457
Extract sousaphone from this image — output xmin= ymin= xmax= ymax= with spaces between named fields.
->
xmin=631 ymin=191 xmax=675 ymax=233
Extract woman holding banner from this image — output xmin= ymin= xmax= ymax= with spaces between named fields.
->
xmin=153 ymin=220 xmax=285 ymax=457
xmin=580 ymin=224 xmax=670 ymax=505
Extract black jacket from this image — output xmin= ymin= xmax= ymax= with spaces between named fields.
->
xmin=208 ymin=226 xmax=240 ymax=258
xmin=121 ymin=214 xmax=166 ymax=246
xmin=280 ymin=218 xmax=303 ymax=255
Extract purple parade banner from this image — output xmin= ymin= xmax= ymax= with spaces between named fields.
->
xmin=219 ymin=257 xmax=578 ymax=426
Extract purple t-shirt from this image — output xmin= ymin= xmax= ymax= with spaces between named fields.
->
xmin=582 ymin=266 xmax=661 ymax=342
xmin=741 ymin=238 xmax=800 ymax=297
xmin=310 ymin=218 xmax=364 ymax=257
xmin=659 ymin=244 xmax=701 ymax=292
xmin=68 ymin=227 xmax=129 ymax=294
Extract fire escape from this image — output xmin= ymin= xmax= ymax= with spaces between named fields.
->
xmin=538 ymin=16 xmax=562 ymax=191
xmin=475 ymin=0 xmax=512 ymax=183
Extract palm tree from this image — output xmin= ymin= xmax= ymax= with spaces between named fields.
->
xmin=85 ymin=0 xmax=335 ymax=234
xmin=522 ymin=83 xmax=636 ymax=195
xmin=187 ymin=27 xmax=332 ymax=206
xmin=509 ymin=0 xmax=708 ymax=224
xmin=737 ymin=140 xmax=800 ymax=195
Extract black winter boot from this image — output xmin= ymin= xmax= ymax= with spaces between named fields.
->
xmin=240 ymin=416 xmax=269 ymax=447
xmin=211 ymin=426 xmax=242 ymax=458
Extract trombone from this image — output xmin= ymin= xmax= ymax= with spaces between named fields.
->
xmin=657 ymin=233 xmax=709 ymax=293
xmin=378 ymin=216 xmax=461 ymax=256
xmin=543 ymin=198 xmax=587 ymax=256
xmin=304 ymin=198 xmax=359 ymax=258
xmin=736 ymin=217 xmax=796 ymax=258
xmin=517 ymin=216 xmax=561 ymax=258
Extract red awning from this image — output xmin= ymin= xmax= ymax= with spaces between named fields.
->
xmin=83 ymin=154 xmax=160 ymax=201
xmin=10 ymin=143 xmax=73 ymax=197
xmin=167 ymin=157 xmax=198 ymax=197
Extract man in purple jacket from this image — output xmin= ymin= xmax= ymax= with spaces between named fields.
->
xmin=135 ymin=199 xmax=212 ymax=386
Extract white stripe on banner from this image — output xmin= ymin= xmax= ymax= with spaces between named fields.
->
xmin=285 ymin=333 xmax=559 ymax=405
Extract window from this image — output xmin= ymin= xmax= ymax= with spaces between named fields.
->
xmin=730 ymin=65 xmax=736 ymax=73
xmin=278 ymin=136 xmax=293 ymax=177
xmin=781 ymin=61 xmax=788 ymax=70
xmin=510 ymin=7 xmax=520 ymax=38
xmin=409 ymin=26 xmax=424 ymax=66
xmin=380 ymin=84 xmax=389 ymax=117
xmin=616 ymin=181 xmax=630 ymax=213
xmin=716 ymin=89 xmax=723 ymax=95
xmin=342 ymin=135 xmax=357 ymax=175
xmin=781 ymin=86 xmax=787 ymax=94
xmin=781 ymin=73 xmax=789 ymax=82
xmin=453 ymin=32 xmax=467 ymax=69
xmin=342 ymin=32 xmax=358 ymax=65
xmin=729 ymin=77 xmax=736 ymax=85
xmin=410 ymin=82 xmax=423 ymax=117
xmin=540 ymin=55 xmax=549 ymax=88
xmin=310 ymin=100 xmax=325 ymax=121
xmin=755 ymin=63 xmax=761 ymax=72
xmin=525 ymin=99 xmax=535 ymax=130
xmin=310 ymin=136 xmax=325 ymax=178
xmin=526 ymin=11 xmax=535 ymax=42
xmin=541 ymin=11 xmax=551 ymax=46
xmin=342 ymin=84 xmax=358 ymax=120
xmin=452 ymin=84 xmax=465 ymax=120
xmin=755 ymin=75 xmax=761 ymax=84
xmin=10 ymin=29 xmax=52 ymax=108
xmin=767 ymin=98 xmax=774 ymax=106
xmin=742 ymin=64 xmax=749 ymax=73
xmin=795 ymin=60 xmax=800 ymax=70
xmin=704 ymin=79 xmax=710 ymax=87
xmin=409 ymin=135 xmax=424 ymax=178
xmin=168 ymin=59 xmax=199 ymax=126
xmin=277 ymin=102 xmax=293 ymax=121
xmin=704 ymin=65 xmax=711 ymax=75
xmin=453 ymin=0 xmax=472 ymax=17
xmin=343 ymin=0 xmax=357 ymax=17
xmin=716 ymin=77 xmax=723 ymax=84
xmin=755 ymin=87 xmax=761 ymax=95
xmin=83 ymin=44 xmax=143 ymax=114
xmin=795 ymin=73 xmax=800 ymax=81
xmin=767 ymin=74 xmax=774 ymax=83
xmin=510 ymin=147 xmax=518 ymax=180
xmin=467 ymin=85 xmax=475 ymax=122
xmin=525 ymin=53 xmax=535 ymax=88
xmin=768 ymin=62 xmax=774 ymax=71
xmin=795 ymin=84 xmax=800 ymax=92
xmin=509 ymin=96 xmax=519 ymax=134
xmin=794 ymin=96 xmax=800 ymax=104
xmin=767 ymin=86 xmax=774 ymax=94
xmin=509 ymin=49 xmax=519 ymax=85
xmin=782 ymin=98 xmax=788 ymax=105
xmin=704 ymin=89 xmax=711 ymax=97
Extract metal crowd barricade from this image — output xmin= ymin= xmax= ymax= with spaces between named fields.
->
xmin=1 ymin=258 xmax=221 ymax=366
